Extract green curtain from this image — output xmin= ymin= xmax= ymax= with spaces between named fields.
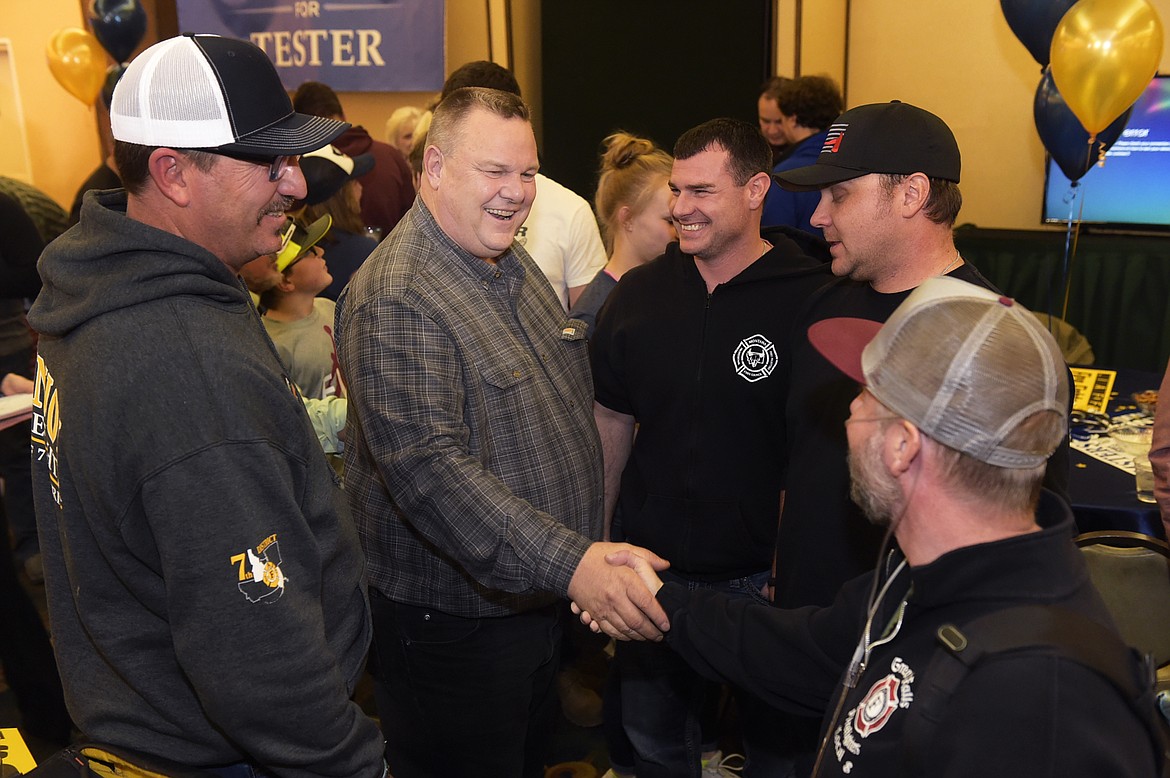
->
xmin=955 ymin=227 xmax=1170 ymax=372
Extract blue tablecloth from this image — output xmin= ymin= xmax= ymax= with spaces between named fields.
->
xmin=1068 ymin=367 xmax=1163 ymax=540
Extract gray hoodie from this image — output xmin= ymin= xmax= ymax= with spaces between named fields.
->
xmin=28 ymin=190 xmax=383 ymax=778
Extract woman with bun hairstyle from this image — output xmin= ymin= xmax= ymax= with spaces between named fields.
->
xmin=568 ymin=133 xmax=684 ymax=778
xmin=569 ymin=132 xmax=675 ymax=335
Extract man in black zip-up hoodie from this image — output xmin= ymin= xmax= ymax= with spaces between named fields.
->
xmin=590 ymin=118 xmax=832 ymax=778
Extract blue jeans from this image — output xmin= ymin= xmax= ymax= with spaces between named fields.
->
xmin=368 ymin=592 xmax=560 ymax=778
xmin=616 ymin=568 xmax=791 ymax=778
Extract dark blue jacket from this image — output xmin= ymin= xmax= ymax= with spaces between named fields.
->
xmin=761 ymin=129 xmax=830 ymax=238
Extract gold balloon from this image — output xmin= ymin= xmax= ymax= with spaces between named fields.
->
xmin=46 ymin=27 xmax=108 ymax=105
xmin=1051 ymin=0 xmax=1164 ymax=136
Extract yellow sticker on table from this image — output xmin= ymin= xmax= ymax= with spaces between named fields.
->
xmin=1070 ymin=368 xmax=1116 ymax=415
xmin=0 ymin=728 xmax=37 ymax=773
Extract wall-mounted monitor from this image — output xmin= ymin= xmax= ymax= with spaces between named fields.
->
xmin=1042 ymin=75 xmax=1170 ymax=231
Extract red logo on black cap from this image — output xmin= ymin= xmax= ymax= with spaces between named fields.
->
xmin=822 ymin=123 xmax=848 ymax=154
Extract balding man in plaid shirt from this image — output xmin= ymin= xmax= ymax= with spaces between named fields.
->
xmin=337 ymin=87 xmax=669 ymax=778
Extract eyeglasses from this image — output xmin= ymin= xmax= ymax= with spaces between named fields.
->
xmin=201 ymin=150 xmax=298 ymax=182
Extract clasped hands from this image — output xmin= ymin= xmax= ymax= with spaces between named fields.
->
xmin=567 ymin=542 xmax=669 ymax=641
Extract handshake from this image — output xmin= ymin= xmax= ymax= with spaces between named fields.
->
xmin=567 ymin=542 xmax=671 ymax=641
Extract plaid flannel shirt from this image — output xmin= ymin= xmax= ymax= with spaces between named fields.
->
xmin=336 ymin=200 xmax=602 ymax=616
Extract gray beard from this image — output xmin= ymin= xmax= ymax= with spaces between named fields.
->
xmin=847 ymin=436 xmax=900 ymax=527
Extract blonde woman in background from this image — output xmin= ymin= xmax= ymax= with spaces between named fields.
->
xmin=569 ymin=132 xmax=675 ymax=334
xmin=406 ymin=110 xmax=434 ymax=192
xmin=385 ymin=105 xmax=424 ymax=158
xmin=568 ymin=133 xmax=677 ymax=778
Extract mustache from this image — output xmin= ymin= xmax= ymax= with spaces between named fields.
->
xmin=261 ymin=196 xmax=296 ymax=222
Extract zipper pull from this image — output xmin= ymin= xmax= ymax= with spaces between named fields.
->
xmin=844 ymin=640 xmax=865 ymax=688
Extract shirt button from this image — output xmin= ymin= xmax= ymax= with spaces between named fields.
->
xmin=513 ymin=370 xmax=522 ymax=378
xmin=494 ymin=270 xmax=503 ymax=279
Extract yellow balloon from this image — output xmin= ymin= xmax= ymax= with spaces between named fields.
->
xmin=1050 ymin=0 xmax=1164 ymax=136
xmin=46 ymin=27 xmax=107 ymax=105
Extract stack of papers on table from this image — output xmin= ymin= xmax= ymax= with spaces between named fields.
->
xmin=0 ymin=393 xmax=33 ymax=431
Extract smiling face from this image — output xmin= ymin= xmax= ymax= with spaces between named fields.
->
xmin=187 ymin=153 xmax=307 ymax=271
xmin=810 ymin=174 xmax=901 ymax=284
xmin=423 ymin=107 xmax=538 ymax=261
xmin=669 ymin=146 xmax=759 ymax=263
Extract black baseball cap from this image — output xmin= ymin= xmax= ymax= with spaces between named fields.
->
xmin=774 ymin=101 xmax=961 ymax=192
xmin=300 ymin=144 xmax=375 ymax=205
xmin=111 ymin=34 xmax=350 ymax=157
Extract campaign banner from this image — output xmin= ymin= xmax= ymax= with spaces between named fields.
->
xmin=176 ymin=0 xmax=444 ymax=92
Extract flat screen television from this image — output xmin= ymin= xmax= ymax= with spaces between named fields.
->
xmin=1042 ymin=74 xmax=1170 ymax=231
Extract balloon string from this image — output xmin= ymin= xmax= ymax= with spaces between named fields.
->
xmin=1061 ymin=186 xmax=1084 ymax=321
xmin=1055 ymin=139 xmax=1099 ymax=322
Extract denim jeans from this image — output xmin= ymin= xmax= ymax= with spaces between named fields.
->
xmin=615 ymin=568 xmax=792 ymax=778
xmin=368 ymin=592 xmax=560 ymax=778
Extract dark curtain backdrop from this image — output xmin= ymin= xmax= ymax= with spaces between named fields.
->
xmin=540 ymin=0 xmax=774 ymax=202
xmin=955 ymin=226 xmax=1170 ymax=373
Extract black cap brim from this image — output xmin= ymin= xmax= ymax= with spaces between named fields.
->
xmin=219 ymin=113 xmax=351 ymax=158
xmin=773 ymin=163 xmax=871 ymax=192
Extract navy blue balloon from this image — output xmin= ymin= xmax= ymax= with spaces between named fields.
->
xmin=1000 ymin=0 xmax=1078 ymax=66
xmin=1034 ymin=68 xmax=1132 ymax=182
xmin=101 ymin=63 xmax=127 ymax=110
xmin=90 ymin=0 xmax=147 ymax=64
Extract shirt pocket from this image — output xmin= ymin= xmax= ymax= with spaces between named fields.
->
xmin=475 ymin=362 xmax=542 ymax=467
xmin=480 ymin=363 xmax=536 ymax=391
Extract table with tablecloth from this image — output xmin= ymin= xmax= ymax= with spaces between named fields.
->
xmin=1067 ymin=366 xmax=1163 ymax=539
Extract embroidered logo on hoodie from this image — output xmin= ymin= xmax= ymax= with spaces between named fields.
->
xmin=733 ymin=334 xmax=777 ymax=383
xmin=31 ymin=354 xmax=63 ymax=509
xmin=230 ymin=534 xmax=287 ymax=603
xmin=833 ymin=656 xmax=916 ymax=771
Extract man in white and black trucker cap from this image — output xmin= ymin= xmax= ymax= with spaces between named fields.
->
xmin=28 ymin=35 xmax=386 ymax=778
xmin=592 ymin=276 xmax=1161 ymax=777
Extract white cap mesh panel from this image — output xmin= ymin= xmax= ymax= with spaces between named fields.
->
xmin=111 ymin=37 xmax=233 ymax=148
xmin=863 ymin=279 xmax=1067 ymax=468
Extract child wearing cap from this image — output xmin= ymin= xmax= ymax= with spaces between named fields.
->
xmin=261 ymin=216 xmax=346 ymax=402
